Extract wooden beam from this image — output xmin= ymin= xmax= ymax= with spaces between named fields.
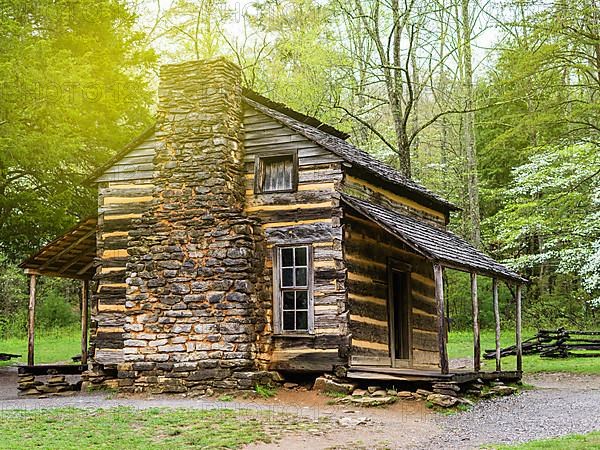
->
xmin=344 ymin=175 xmax=446 ymax=220
xmin=58 ymin=250 xmax=94 ymax=275
xmin=471 ymin=272 xmax=480 ymax=372
xmin=492 ymin=278 xmax=501 ymax=372
xmin=434 ymin=264 xmax=449 ymax=374
xmin=430 ymin=260 xmax=525 ymax=285
xmin=23 ymin=268 xmax=41 ymax=276
xmin=76 ymin=259 xmax=95 ymax=276
xmin=27 ymin=274 xmax=37 ymax=366
xmin=18 ymin=364 xmax=87 ymax=376
xmin=261 ymin=218 xmax=332 ymax=228
xmin=81 ymin=280 xmax=89 ymax=365
xmin=516 ymin=284 xmax=523 ymax=372
xmin=37 ymin=228 xmax=95 ymax=272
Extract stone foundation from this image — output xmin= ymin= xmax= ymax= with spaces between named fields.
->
xmin=120 ymin=59 xmax=266 ymax=393
xmin=81 ymin=365 xmax=119 ymax=391
xmin=18 ymin=373 xmax=81 ymax=396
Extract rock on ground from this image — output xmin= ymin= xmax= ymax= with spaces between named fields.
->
xmin=427 ymin=394 xmax=458 ymax=408
xmin=312 ymin=377 xmax=356 ymax=395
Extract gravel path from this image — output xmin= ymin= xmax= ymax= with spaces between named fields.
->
xmin=1 ymin=366 xmax=599 ymax=449
xmin=423 ymin=373 xmax=600 ymax=449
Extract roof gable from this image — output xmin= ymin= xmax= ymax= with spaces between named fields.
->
xmin=242 ymin=88 xmax=350 ymax=140
xmin=88 ymin=91 xmax=457 ymax=213
xmin=243 ymin=97 xmax=457 ymax=212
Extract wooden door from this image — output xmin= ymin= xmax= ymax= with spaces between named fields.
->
xmin=389 ymin=267 xmax=412 ymax=367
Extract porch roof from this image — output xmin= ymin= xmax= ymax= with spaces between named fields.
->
xmin=341 ymin=194 xmax=527 ymax=283
xmin=19 ymin=217 xmax=97 ymax=280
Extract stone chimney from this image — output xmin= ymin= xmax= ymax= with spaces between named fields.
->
xmin=122 ymin=59 xmax=266 ymax=394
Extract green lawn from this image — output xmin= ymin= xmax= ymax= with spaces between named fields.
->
xmin=0 ymin=327 xmax=80 ymax=367
xmin=492 ymin=431 xmax=600 ymax=449
xmin=448 ymin=329 xmax=600 ymax=374
xmin=3 ymin=326 xmax=599 ymax=374
xmin=0 ymin=407 xmax=325 ymax=449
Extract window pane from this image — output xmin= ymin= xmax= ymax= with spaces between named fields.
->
xmin=282 ymin=158 xmax=292 ymax=189
xmin=283 ymin=311 xmax=295 ymax=331
xmin=282 ymin=268 xmax=294 ymax=287
xmin=263 ymin=160 xmax=276 ymax=192
xmin=296 ymin=291 xmax=308 ymax=309
xmin=281 ymin=248 xmax=294 ymax=267
xmin=283 ymin=292 xmax=295 ymax=310
xmin=295 ymin=268 xmax=307 ymax=287
xmin=263 ymin=162 xmax=271 ymax=191
xmin=294 ymin=247 xmax=307 ymax=266
xmin=296 ymin=311 xmax=308 ymax=330
xmin=262 ymin=156 xmax=293 ymax=192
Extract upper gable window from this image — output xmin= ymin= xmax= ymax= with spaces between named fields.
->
xmin=255 ymin=152 xmax=297 ymax=193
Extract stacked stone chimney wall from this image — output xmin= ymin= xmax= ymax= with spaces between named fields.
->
xmin=120 ymin=59 xmax=267 ymax=394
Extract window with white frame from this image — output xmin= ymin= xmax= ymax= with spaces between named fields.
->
xmin=275 ymin=246 xmax=313 ymax=332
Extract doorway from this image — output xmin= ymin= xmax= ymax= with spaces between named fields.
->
xmin=388 ymin=266 xmax=411 ymax=366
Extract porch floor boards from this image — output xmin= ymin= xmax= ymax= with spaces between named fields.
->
xmin=347 ymin=365 xmax=522 ymax=383
xmin=18 ymin=364 xmax=87 ymax=376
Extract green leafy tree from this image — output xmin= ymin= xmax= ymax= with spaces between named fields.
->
xmin=0 ymin=0 xmax=156 ymax=259
xmin=157 ymin=0 xmax=230 ymax=61
xmin=247 ymin=0 xmax=350 ymax=121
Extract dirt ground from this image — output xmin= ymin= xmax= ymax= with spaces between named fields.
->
xmin=1 ymin=366 xmax=599 ymax=449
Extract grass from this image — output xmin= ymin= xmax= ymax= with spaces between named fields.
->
xmin=0 ymin=326 xmax=80 ymax=367
xmin=491 ymin=431 xmax=600 ymax=449
xmin=3 ymin=326 xmax=598 ymax=375
xmin=323 ymin=391 xmax=348 ymax=398
xmin=0 ymin=407 xmax=326 ymax=449
xmin=448 ymin=329 xmax=600 ymax=374
xmin=254 ymin=383 xmax=277 ymax=399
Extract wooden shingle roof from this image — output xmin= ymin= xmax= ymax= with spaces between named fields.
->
xmin=341 ymin=194 xmax=527 ymax=283
xmin=19 ymin=217 xmax=97 ymax=280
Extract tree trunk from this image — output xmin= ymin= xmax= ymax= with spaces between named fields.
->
xmin=390 ymin=0 xmax=411 ymax=178
xmin=461 ymin=0 xmax=481 ymax=248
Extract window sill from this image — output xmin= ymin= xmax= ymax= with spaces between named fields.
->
xmin=255 ymin=189 xmax=298 ymax=195
xmin=272 ymin=333 xmax=315 ymax=339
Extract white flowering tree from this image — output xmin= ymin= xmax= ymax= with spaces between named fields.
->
xmin=485 ymin=143 xmax=600 ymax=323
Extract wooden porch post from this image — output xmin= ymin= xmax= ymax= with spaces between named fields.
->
xmin=516 ymin=284 xmax=523 ymax=372
xmin=492 ymin=278 xmax=501 ymax=372
xmin=434 ymin=264 xmax=449 ymax=374
xmin=81 ymin=280 xmax=89 ymax=365
xmin=26 ymin=272 xmax=37 ymax=366
xmin=471 ymin=272 xmax=480 ymax=372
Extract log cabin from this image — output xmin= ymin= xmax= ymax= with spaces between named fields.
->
xmin=20 ymin=58 xmax=527 ymax=393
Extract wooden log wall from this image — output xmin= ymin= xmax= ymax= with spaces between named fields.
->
xmin=341 ymin=172 xmax=447 ymax=227
xmin=344 ymin=212 xmax=440 ymax=369
xmin=243 ymin=104 xmax=349 ymax=372
xmin=93 ymin=134 xmax=158 ymax=366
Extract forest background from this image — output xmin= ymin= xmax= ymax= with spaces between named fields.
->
xmin=0 ymin=0 xmax=598 ymax=339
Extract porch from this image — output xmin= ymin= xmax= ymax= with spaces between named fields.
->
xmin=341 ymin=194 xmax=528 ymax=381
xmin=18 ymin=217 xmax=97 ymax=379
